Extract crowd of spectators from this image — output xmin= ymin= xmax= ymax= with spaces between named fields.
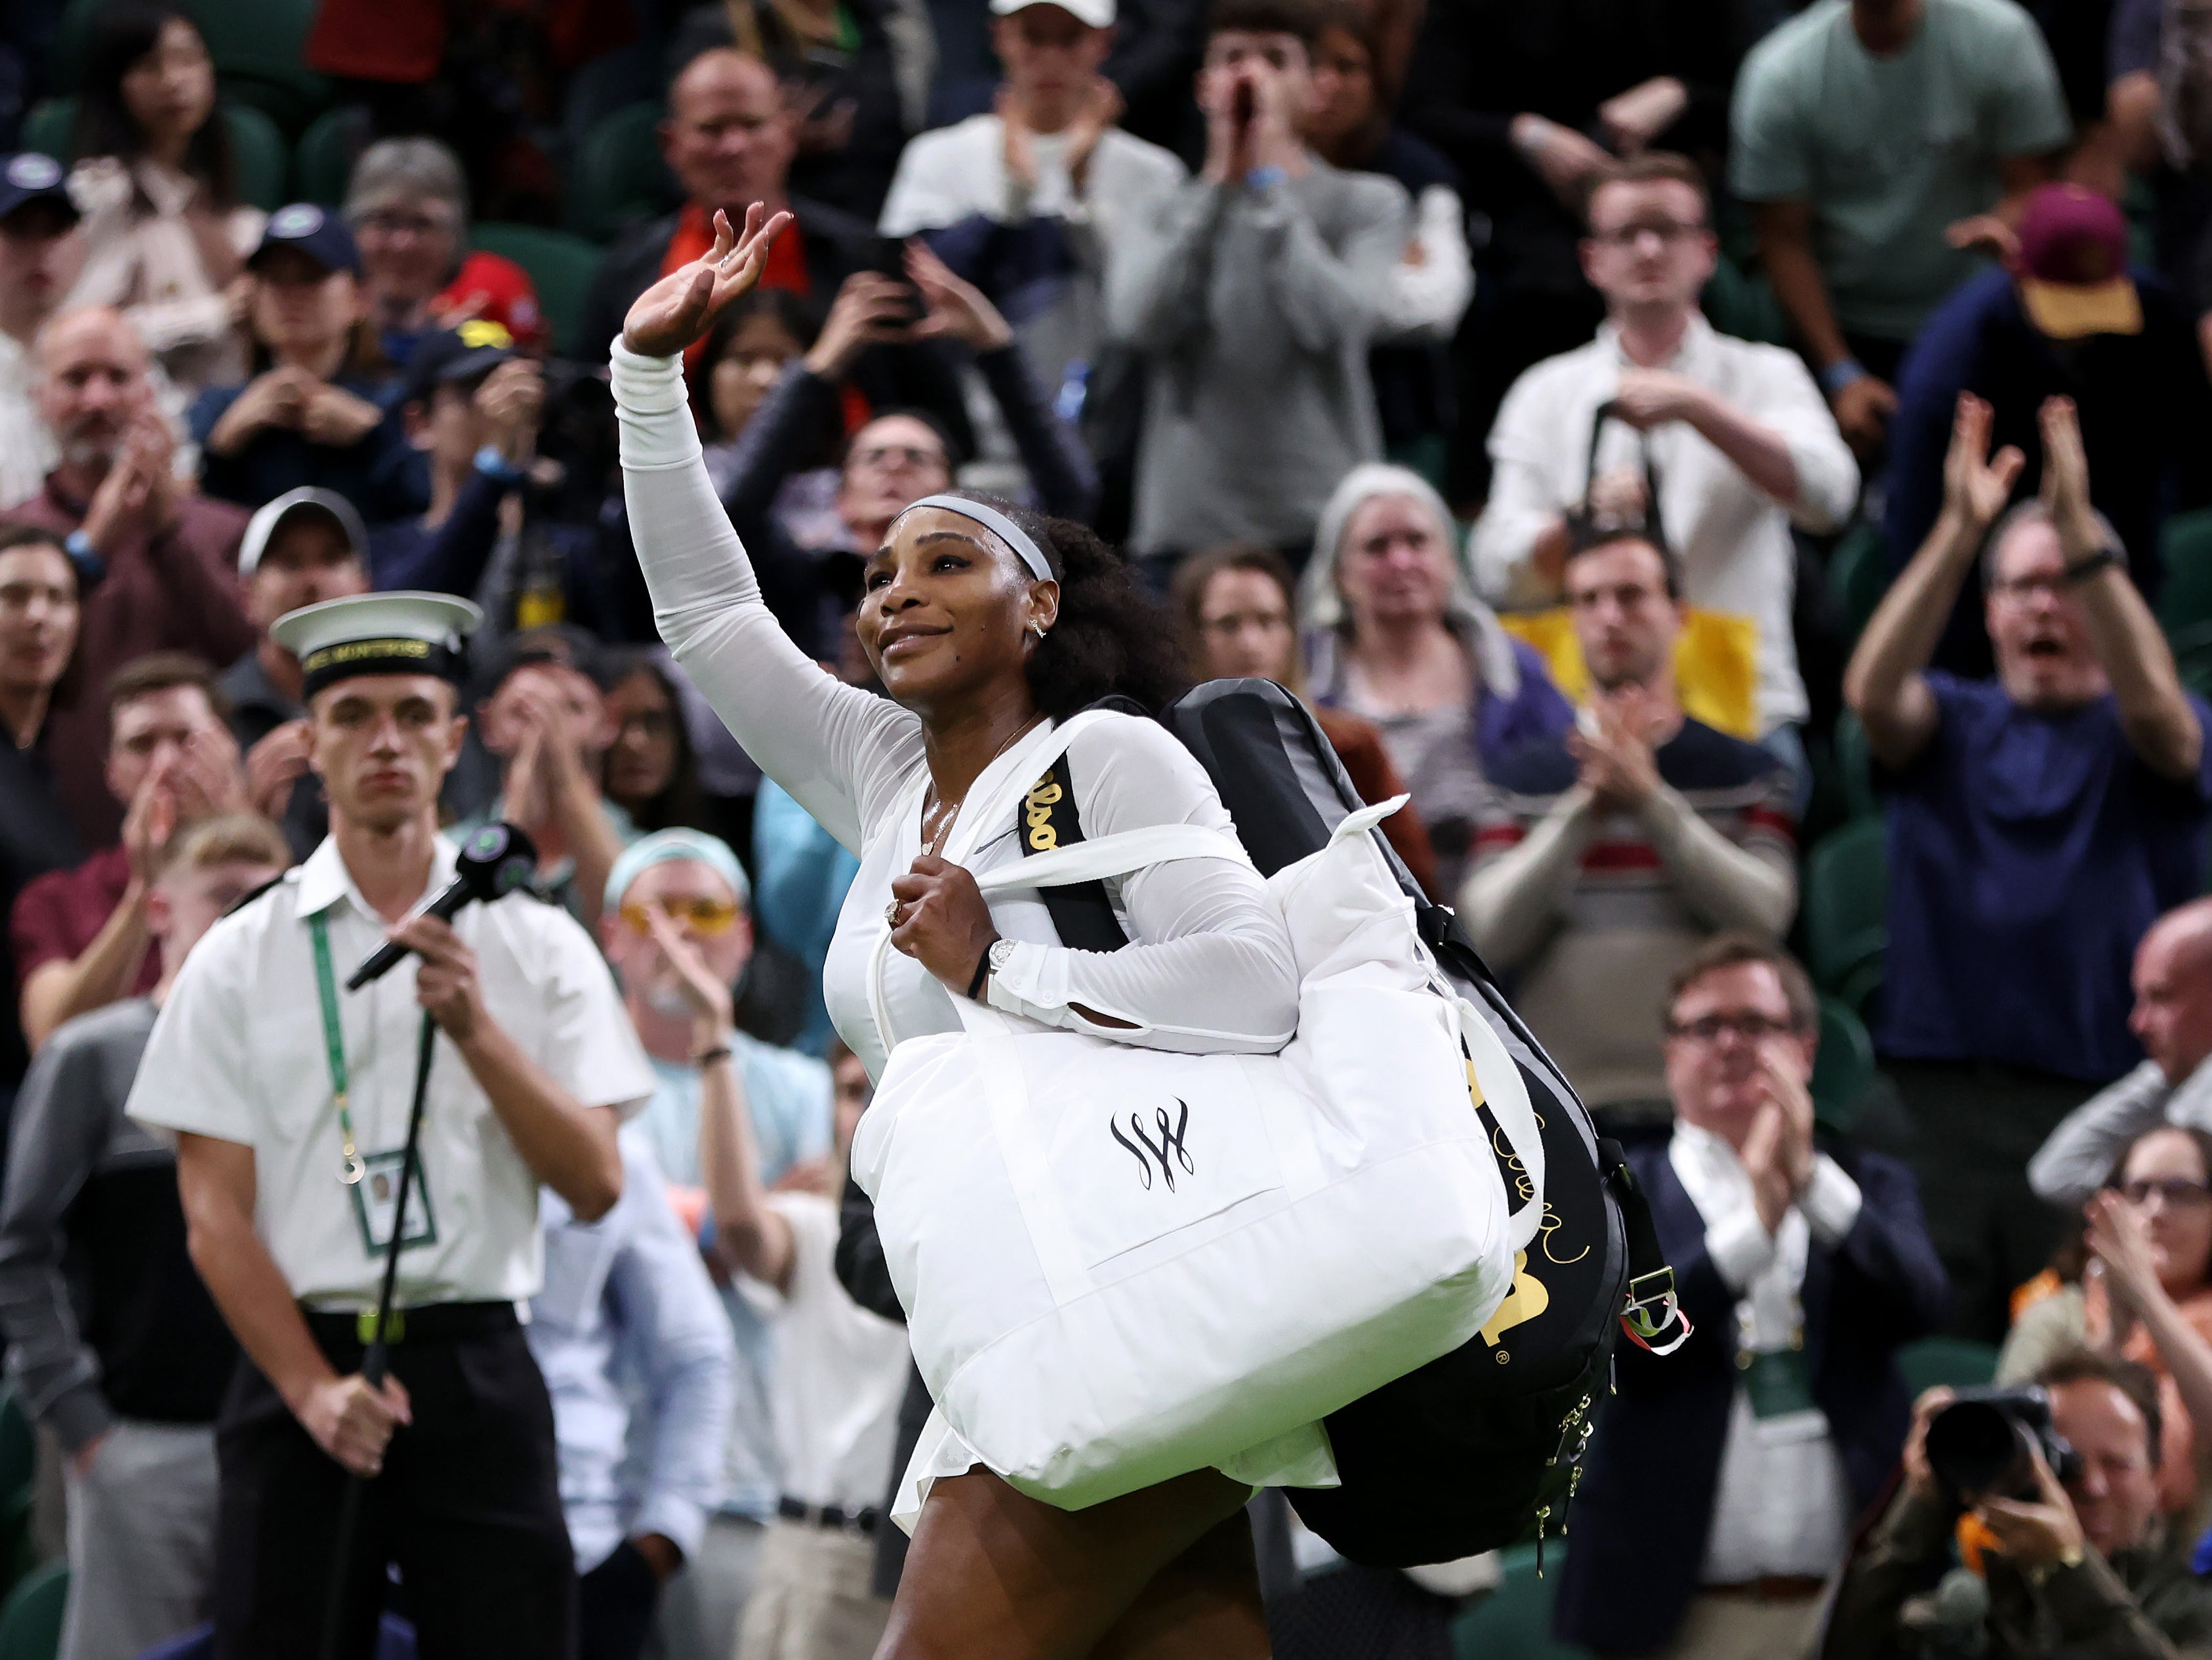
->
xmin=0 ymin=0 xmax=2211 ymax=1653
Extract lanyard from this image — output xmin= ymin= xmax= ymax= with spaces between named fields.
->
xmin=308 ymin=912 xmax=368 ymax=1186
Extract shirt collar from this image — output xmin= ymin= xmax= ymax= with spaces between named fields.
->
xmin=297 ymin=830 xmax=460 ymax=921
xmin=1598 ymin=310 xmax=1716 ymax=375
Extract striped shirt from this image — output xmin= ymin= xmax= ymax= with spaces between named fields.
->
xmin=1473 ymin=718 xmax=1796 ymax=1111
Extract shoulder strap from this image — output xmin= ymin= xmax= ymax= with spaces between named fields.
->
xmin=1015 ymin=751 xmax=1130 ymax=952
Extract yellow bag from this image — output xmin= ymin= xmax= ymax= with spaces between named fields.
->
xmin=1498 ymin=608 xmax=1761 ymax=739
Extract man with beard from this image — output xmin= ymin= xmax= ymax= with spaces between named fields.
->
xmin=1845 ymin=390 xmax=2212 ymax=1341
xmin=3 ymin=307 xmax=253 ymax=846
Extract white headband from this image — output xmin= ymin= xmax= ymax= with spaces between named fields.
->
xmin=898 ymin=493 xmax=1056 ymax=583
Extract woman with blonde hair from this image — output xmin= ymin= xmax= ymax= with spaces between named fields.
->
xmin=1300 ymin=462 xmax=1572 ymax=899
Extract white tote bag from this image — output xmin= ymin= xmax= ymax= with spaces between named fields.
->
xmin=849 ymin=714 xmax=1532 ymax=1513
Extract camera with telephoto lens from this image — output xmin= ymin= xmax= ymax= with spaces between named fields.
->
xmin=1923 ymin=1386 xmax=2081 ymax=1502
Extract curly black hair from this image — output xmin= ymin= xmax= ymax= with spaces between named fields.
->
xmin=943 ymin=493 xmax=1189 ymax=719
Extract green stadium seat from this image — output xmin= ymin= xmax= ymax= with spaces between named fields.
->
xmin=0 ymin=1562 xmax=68 ymax=1660
xmin=20 ymin=98 xmax=287 ymax=212
xmin=1828 ymin=518 xmax=1893 ymax=646
xmin=1833 ymin=710 xmax=1877 ymax=824
xmin=470 ymin=224 xmax=605 ymax=359
xmin=1701 ymin=255 xmax=1788 ymax=347
xmin=2155 ymin=508 xmax=2212 ymax=638
xmin=49 ymin=0 xmax=327 ymax=135
xmin=567 ymin=102 xmax=678 ymax=245
xmin=1811 ymin=995 xmax=1876 ymax=1134
xmin=1453 ymin=1545 xmax=1590 ymax=1660
xmin=1898 ymin=1336 xmax=2000 ymax=1397
xmin=293 ymin=106 xmax=367 ymax=209
xmin=1803 ymin=816 xmax=1887 ymax=1018
xmin=2170 ymin=621 xmax=2212 ymax=707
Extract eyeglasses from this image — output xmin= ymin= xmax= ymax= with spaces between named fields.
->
xmin=1664 ymin=1012 xmax=1800 ymax=1043
xmin=1988 ymin=573 xmax=2068 ymax=603
xmin=356 ymin=209 xmax=455 ymax=239
xmin=851 ymin=444 xmax=944 ymax=471
xmin=1589 ymin=219 xmax=1709 ymax=248
xmin=2118 ymin=1178 xmax=2212 ymax=1209
xmin=621 ymin=896 xmax=741 ymax=936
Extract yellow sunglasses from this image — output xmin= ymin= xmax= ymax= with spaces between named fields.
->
xmin=621 ymin=896 xmax=741 ymax=936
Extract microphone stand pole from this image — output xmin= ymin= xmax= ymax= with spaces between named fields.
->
xmin=316 ymin=1012 xmax=438 ymax=1660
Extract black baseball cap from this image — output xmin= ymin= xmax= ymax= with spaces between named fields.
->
xmin=248 ymin=202 xmax=360 ymax=276
xmin=404 ymin=320 xmax=518 ymax=407
xmin=0 ymin=154 xmax=77 ymax=226
xmin=472 ymin=623 xmax=611 ymax=703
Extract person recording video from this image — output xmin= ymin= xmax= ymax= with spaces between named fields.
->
xmin=1823 ymin=1352 xmax=2212 ymax=1660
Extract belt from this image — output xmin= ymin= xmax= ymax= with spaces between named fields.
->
xmin=303 ymin=1301 xmax=520 ymax=1349
xmin=777 ymin=1495 xmax=879 ymax=1536
xmin=1704 ymin=1575 xmax=1827 ymax=1603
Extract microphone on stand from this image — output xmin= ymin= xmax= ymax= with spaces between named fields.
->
xmin=344 ymin=822 xmax=540 ymax=991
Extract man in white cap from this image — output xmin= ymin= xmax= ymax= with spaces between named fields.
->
xmin=127 ymin=589 xmax=655 ymax=1659
xmin=218 ymin=487 xmax=371 ymax=855
xmin=876 ymin=0 xmax=1181 ymax=403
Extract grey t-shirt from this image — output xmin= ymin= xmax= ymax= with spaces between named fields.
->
xmin=1107 ymin=161 xmax=1411 ymax=554
xmin=1731 ymin=0 xmax=2073 ymax=341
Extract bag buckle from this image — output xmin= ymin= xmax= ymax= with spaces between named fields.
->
xmin=1620 ymin=1268 xmax=1691 ymax=1354
xmin=356 ymin=1308 xmax=404 ymax=1346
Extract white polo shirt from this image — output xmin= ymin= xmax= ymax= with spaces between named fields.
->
xmin=128 ymin=833 xmax=655 ymax=1311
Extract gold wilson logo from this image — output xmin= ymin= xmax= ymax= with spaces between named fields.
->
xmin=1024 ymin=772 xmax=1063 ymax=852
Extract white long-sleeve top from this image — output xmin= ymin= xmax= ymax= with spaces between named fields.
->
xmin=611 ymin=342 xmax=1300 ymax=1082
xmin=1467 ymin=314 xmax=1859 ymax=734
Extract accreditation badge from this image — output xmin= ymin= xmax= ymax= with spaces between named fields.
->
xmin=1741 ymin=1346 xmax=1818 ymax=1421
xmin=351 ymin=1151 xmax=438 ymax=1256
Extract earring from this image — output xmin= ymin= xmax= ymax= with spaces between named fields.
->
xmin=1031 ymin=622 xmax=1048 ymax=640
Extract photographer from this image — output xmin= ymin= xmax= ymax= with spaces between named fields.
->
xmin=1825 ymin=1356 xmax=2212 ymax=1660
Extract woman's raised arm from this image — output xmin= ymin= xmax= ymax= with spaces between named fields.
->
xmin=615 ymin=207 xmax=918 ymax=853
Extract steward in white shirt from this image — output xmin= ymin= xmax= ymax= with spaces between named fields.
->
xmin=129 ymin=591 xmax=655 ymax=1660
xmin=1550 ymin=934 xmax=1949 ymax=1659
xmin=1469 ymin=152 xmax=1859 ymax=744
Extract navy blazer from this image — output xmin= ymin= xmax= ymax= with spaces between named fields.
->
xmin=1553 ymin=1135 xmax=1950 ymax=1655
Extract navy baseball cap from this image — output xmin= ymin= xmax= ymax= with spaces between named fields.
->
xmin=249 ymin=201 xmax=360 ymax=276
xmin=0 ymin=154 xmax=77 ymax=226
xmin=403 ymin=320 xmax=518 ymax=407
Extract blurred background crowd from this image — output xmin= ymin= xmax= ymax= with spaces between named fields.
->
xmin=0 ymin=0 xmax=2209 ymax=1653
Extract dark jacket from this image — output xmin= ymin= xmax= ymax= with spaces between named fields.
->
xmin=575 ymin=192 xmax=973 ymax=451
xmin=1826 ymin=1489 xmax=2212 ymax=1660
xmin=188 ymin=373 xmax=429 ymax=526
xmin=1400 ymin=0 xmax=1737 ymax=298
xmin=1554 ymin=1135 xmax=1950 ymax=1655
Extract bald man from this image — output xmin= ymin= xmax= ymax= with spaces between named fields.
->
xmin=2030 ymin=898 xmax=2212 ymax=1207
xmin=575 ymin=48 xmax=968 ymax=442
xmin=3 ymin=308 xmax=252 ymax=845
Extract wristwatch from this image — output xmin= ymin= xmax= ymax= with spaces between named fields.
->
xmin=2063 ymin=546 xmax=2123 ymax=585
xmin=1817 ymin=358 xmax=1868 ymax=399
xmin=474 ymin=444 xmax=525 ymax=483
xmin=62 ymin=528 xmax=105 ymax=586
xmin=970 ymin=936 xmax=1018 ymax=1003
